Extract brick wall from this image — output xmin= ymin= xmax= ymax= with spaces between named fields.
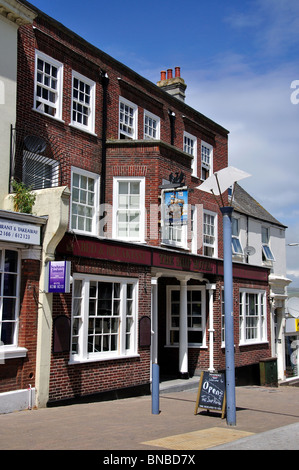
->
xmin=48 ymin=259 xmax=152 ymax=402
xmin=17 ymin=20 xmax=228 ymax=258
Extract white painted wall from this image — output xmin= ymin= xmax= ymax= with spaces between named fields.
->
xmin=234 ymin=212 xmax=287 ymax=278
xmin=0 ymin=14 xmax=18 ymax=207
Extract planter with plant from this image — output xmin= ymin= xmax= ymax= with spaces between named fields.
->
xmin=11 ymin=179 xmax=36 ymax=214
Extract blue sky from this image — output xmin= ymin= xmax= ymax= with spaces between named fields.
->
xmin=30 ymin=0 xmax=299 ymax=286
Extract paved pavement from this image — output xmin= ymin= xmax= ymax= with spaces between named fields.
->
xmin=0 ymin=379 xmax=298 ymax=453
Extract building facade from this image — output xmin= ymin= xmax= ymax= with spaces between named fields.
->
xmin=0 ymin=0 xmax=284 ymax=410
xmin=231 ymin=184 xmax=294 ymax=383
xmin=0 ymin=0 xmax=44 ymax=414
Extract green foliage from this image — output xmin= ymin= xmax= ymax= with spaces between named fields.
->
xmin=11 ymin=179 xmax=36 ymax=214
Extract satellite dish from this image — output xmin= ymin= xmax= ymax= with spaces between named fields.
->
xmin=24 ymin=135 xmax=47 ymax=154
xmin=287 ymin=297 xmax=299 ymax=318
xmin=244 ymin=246 xmax=256 ymax=256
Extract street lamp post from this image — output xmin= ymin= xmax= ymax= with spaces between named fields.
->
xmin=197 ymin=166 xmax=251 ymax=426
xmin=221 ymin=206 xmax=236 ymax=425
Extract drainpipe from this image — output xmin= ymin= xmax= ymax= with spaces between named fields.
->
xmin=168 ymin=109 xmax=176 ymax=146
xmin=100 ymin=70 xmax=109 ymax=207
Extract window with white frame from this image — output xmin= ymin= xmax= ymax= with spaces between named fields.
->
xmin=239 ymin=289 xmax=267 ymax=344
xmin=184 ymin=132 xmax=197 ymax=176
xmin=0 ymin=249 xmax=20 ymax=349
xmin=119 ymin=97 xmax=138 ymax=139
xmin=70 ymin=167 xmax=100 ymax=235
xmin=113 ymin=177 xmax=145 ymax=242
xmin=232 ymin=217 xmax=243 ymax=255
xmin=261 ymin=226 xmax=275 ymax=262
xmin=144 ymin=110 xmax=160 ymax=139
xmin=161 ymin=189 xmax=188 ymax=249
xmin=71 ymin=275 xmax=138 ymax=362
xmin=23 ymin=152 xmax=59 ymax=190
xmin=34 ymin=50 xmax=63 ymax=120
xmin=203 ymin=210 xmax=217 ymax=257
xmin=167 ymin=286 xmax=206 ymax=346
xmin=201 ymin=141 xmax=213 ymax=180
xmin=71 ymin=71 xmax=95 ymax=133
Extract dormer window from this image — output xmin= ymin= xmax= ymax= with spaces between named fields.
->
xmin=262 ymin=226 xmax=275 ymax=261
xmin=232 ymin=217 xmax=243 ymax=255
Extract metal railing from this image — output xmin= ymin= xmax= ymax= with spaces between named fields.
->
xmin=10 ymin=126 xmax=68 ymax=192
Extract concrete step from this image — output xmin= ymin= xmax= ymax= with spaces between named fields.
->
xmin=160 ymin=376 xmax=200 ymax=394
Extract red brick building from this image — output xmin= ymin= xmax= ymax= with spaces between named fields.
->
xmin=1 ymin=1 xmax=274 ymax=409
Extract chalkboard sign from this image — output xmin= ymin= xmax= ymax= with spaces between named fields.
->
xmin=194 ymin=371 xmax=226 ymax=419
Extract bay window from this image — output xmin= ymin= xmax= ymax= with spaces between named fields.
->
xmin=71 ymin=275 xmax=138 ymax=362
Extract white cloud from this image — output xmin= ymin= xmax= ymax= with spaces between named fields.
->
xmin=183 ymin=54 xmax=299 ymax=286
xmin=225 ymin=0 xmax=299 ymax=58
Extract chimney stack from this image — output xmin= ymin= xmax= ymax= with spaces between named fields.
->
xmin=157 ymin=67 xmax=187 ymax=102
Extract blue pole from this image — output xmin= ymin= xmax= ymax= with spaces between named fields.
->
xmin=152 ymin=363 xmax=160 ymax=414
xmin=220 ymin=206 xmax=236 ymax=426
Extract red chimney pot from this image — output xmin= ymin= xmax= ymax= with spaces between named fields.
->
xmin=175 ymin=67 xmax=181 ymax=78
xmin=167 ymin=68 xmax=173 ymax=79
xmin=160 ymin=71 xmax=166 ymax=81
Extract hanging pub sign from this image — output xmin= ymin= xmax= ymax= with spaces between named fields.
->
xmin=164 ymin=189 xmax=188 ymax=226
xmin=45 ymin=261 xmax=71 ymax=293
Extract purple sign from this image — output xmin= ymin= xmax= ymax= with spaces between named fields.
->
xmin=48 ymin=261 xmax=70 ymax=293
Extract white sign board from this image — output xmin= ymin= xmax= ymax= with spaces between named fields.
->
xmin=0 ymin=218 xmax=41 ymax=245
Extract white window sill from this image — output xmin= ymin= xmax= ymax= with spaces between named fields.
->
xmin=262 ymin=260 xmax=274 ymax=267
xmin=239 ymin=341 xmax=269 ymax=347
xmin=0 ymin=347 xmax=27 ymax=360
xmin=165 ymin=344 xmax=207 ymax=349
xmin=161 ymin=242 xmax=189 ymax=251
xmin=71 ymin=228 xmax=97 ymax=237
xmin=32 ymin=107 xmax=65 ymax=124
xmin=113 ymin=237 xmax=146 ymax=244
xmin=69 ymin=353 xmax=140 ymax=365
xmin=69 ymin=123 xmax=97 ymax=137
xmin=232 ymin=254 xmax=244 ymax=260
